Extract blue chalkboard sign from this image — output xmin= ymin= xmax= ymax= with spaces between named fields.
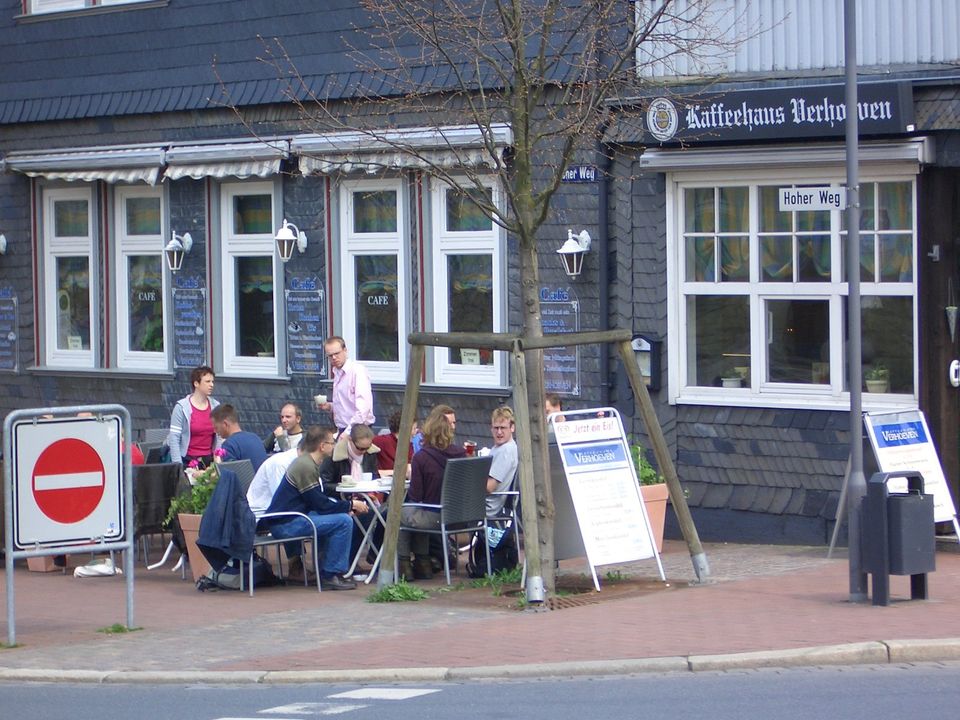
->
xmin=172 ymin=281 xmax=207 ymax=368
xmin=541 ymin=286 xmax=580 ymax=396
xmin=285 ymin=281 xmax=326 ymax=375
xmin=0 ymin=292 xmax=18 ymax=372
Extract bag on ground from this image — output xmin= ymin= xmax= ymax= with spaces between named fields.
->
xmin=466 ymin=523 xmax=518 ymax=578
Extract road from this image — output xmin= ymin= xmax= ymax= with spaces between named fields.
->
xmin=2 ymin=662 xmax=959 ymax=719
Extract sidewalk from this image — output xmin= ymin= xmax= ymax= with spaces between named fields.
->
xmin=1 ymin=540 xmax=959 ymax=682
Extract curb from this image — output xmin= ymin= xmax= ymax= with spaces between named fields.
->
xmin=2 ymin=639 xmax=960 ymax=684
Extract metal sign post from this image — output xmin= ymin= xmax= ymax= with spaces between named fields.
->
xmin=3 ymin=405 xmax=134 ymax=646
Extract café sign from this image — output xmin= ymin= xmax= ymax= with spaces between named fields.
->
xmin=645 ymin=82 xmax=913 ymax=144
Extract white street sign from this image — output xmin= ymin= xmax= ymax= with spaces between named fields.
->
xmin=779 ymin=186 xmax=847 ymax=211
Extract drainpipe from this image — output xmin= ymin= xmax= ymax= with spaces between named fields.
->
xmin=597 ymin=139 xmax=612 ymax=406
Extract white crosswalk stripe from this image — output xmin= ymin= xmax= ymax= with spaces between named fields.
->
xmin=260 ymin=703 xmax=367 ymax=715
xmin=328 ymin=688 xmax=441 ymax=700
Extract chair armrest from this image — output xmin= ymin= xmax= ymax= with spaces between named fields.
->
xmin=402 ymin=502 xmax=441 ymax=510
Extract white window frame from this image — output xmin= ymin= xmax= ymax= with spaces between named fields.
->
xmin=114 ymin=185 xmax=168 ymax=370
xmin=42 ymin=186 xmax=97 ymax=369
xmin=339 ymin=178 xmax=408 ymax=384
xmin=429 ymin=177 xmax=504 ymax=387
xmin=219 ymin=181 xmax=280 ymax=376
xmin=28 ymin=0 xmax=150 ymax=14
xmin=667 ymin=164 xmax=918 ymax=410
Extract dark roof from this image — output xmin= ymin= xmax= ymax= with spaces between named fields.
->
xmin=0 ymin=0 xmax=381 ymax=124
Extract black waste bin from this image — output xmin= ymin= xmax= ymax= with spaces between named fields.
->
xmin=860 ymin=471 xmax=935 ymax=605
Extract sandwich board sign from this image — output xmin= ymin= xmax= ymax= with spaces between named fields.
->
xmin=550 ymin=407 xmax=664 ymax=590
xmin=863 ymin=409 xmax=959 ymax=532
xmin=11 ymin=414 xmax=124 ymax=548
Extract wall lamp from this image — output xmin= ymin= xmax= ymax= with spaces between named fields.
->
xmin=557 ymin=229 xmax=591 ymax=278
xmin=0 ymin=234 xmax=6 ymax=255
xmin=164 ymin=231 xmax=193 ymax=274
xmin=274 ymin=219 xmax=307 ymax=263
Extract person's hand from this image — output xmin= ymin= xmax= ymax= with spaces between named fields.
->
xmin=352 ymin=500 xmax=369 ymax=515
xmin=318 ymin=401 xmax=332 ymax=412
xmin=273 ymin=425 xmax=284 ymax=438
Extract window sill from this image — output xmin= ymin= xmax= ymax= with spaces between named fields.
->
xmin=17 ymin=0 xmax=168 ymax=24
xmin=672 ymin=389 xmax=917 ymax=412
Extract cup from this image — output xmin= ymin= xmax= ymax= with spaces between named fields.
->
xmin=361 ymin=472 xmax=373 ymax=482
xmin=464 ymin=441 xmax=477 ymax=457
xmin=340 ymin=474 xmax=356 ymax=486
xmin=314 ymin=393 xmax=327 ymax=406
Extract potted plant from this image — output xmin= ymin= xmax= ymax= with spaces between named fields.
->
xmin=164 ymin=456 xmax=222 ymax=582
xmin=249 ymin=332 xmax=274 ymax=357
xmin=864 ymin=362 xmax=890 ymax=393
xmin=720 ymin=370 xmax=742 ymax=388
xmin=630 ymin=442 xmax=668 ymax=552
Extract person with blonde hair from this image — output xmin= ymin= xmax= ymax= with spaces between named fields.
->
xmin=398 ymin=409 xmax=465 ymax=579
xmin=486 ymin=406 xmax=518 ymax=517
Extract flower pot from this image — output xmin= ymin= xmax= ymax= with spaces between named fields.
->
xmin=721 ymin=377 xmax=742 ymax=388
xmin=640 ymin=482 xmax=668 ymax=553
xmin=178 ymin=512 xmax=210 ymax=583
xmin=865 ymin=379 xmax=889 ymax=393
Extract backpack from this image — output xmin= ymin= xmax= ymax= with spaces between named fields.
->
xmin=196 ymin=553 xmax=280 ymax=591
xmin=466 ymin=523 xmax=519 ymax=578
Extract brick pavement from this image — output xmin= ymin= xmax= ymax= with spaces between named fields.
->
xmin=1 ymin=540 xmax=958 ymax=675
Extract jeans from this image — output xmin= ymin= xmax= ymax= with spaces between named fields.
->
xmin=271 ymin=512 xmax=353 ymax=576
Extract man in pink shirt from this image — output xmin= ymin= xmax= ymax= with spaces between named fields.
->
xmin=317 ymin=335 xmax=375 ymax=436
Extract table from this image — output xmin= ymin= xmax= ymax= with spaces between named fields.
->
xmin=336 ymin=479 xmax=405 ymax=583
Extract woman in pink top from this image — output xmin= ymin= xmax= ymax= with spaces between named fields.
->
xmin=167 ymin=365 xmax=220 ymax=467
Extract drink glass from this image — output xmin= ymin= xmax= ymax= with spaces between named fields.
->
xmin=464 ymin=441 xmax=477 ymax=456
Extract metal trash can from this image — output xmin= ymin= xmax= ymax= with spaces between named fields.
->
xmin=860 ymin=470 xmax=935 ymax=605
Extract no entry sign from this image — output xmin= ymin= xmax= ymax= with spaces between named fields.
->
xmin=11 ymin=415 xmax=123 ymax=549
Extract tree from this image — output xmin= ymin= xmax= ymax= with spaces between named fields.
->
xmin=242 ymin=0 xmax=740 ymax=591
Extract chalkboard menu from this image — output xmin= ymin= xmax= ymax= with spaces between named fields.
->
xmin=285 ymin=282 xmax=326 ymax=375
xmin=541 ymin=287 xmax=580 ymax=396
xmin=0 ymin=291 xmax=18 ymax=372
xmin=172 ymin=280 xmax=207 ymax=369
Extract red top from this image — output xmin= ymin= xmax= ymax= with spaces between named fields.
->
xmin=371 ymin=433 xmax=413 ymax=471
xmin=186 ymin=402 xmax=215 ymax=458
xmin=128 ymin=443 xmax=145 ymax=465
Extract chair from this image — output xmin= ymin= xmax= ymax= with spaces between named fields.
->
xmin=218 ymin=459 xmax=256 ymax=494
xmin=140 ymin=427 xmax=170 ymax=446
xmin=245 ymin=511 xmax=323 ymax=596
xmin=400 ymin=455 xmax=493 ymax=585
xmin=132 ymin=462 xmax=185 ymax=566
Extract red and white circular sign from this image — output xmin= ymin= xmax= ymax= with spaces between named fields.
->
xmin=31 ymin=438 xmax=106 ymax=524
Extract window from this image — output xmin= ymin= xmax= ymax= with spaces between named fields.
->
xmin=27 ymin=0 xmax=153 ymax=15
xmin=219 ymin=182 xmax=280 ymax=376
xmin=430 ymin=179 xmax=504 ymax=386
xmin=114 ymin=186 xmax=167 ymax=370
xmin=42 ymin=187 xmax=96 ymax=368
xmin=671 ymin=172 xmax=916 ymax=407
xmin=340 ymin=180 xmax=408 ymax=383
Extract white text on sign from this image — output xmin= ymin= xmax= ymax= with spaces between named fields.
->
xmin=779 ymin=186 xmax=847 ymax=212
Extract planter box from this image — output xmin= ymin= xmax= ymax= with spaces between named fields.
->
xmin=27 ymin=555 xmax=59 ymax=573
xmin=641 ymin=482 xmax=668 ymax=553
xmin=178 ymin=512 xmax=211 ymax=583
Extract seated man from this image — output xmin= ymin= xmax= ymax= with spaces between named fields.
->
xmin=246 ymin=445 xmax=299 ymax=514
xmin=264 ymin=426 xmax=368 ymax=590
xmin=486 ymin=406 xmax=519 ymax=519
xmin=319 ymin=423 xmax=380 ymax=497
xmin=263 ymin=402 xmax=304 ymax=454
xmin=211 ymin=404 xmax=269 ymax=473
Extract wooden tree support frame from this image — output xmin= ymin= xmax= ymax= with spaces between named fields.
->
xmin=377 ymin=329 xmax=710 ymax=599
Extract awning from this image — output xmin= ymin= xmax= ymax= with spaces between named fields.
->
xmin=292 ymin=124 xmax=513 ymax=175
xmin=636 ymin=137 xmax=934 ymax=172
xmin=3 ymin=146 xmax=166 ymax=185
xmin=163 ymin=140 xmax=289 ymax=180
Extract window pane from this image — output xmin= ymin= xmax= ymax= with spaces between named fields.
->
xmin=126 ymin=197 xmax=161 ymax=235
xmin=860 ymin=234 xmax=876 ymax=281
xmin=233 ymin=195 xmax=272 ymax=235
xmin=54 ymin=200 xmax=88 ymax=237
xmin=718 ymin=187 xmax=747 ymax=232
xmin=447 ymin=254 xmax=493 ymax=365
xmin=759 ymin=186 xmax=791 ymax=232
xmin=720 ymin=236 xmax=749 ymax=281
xmin=355 ymin=255 xmax=399 ymax=362
xmin=862 ymin=296 xmax=913 ymax=394
xmin=446 ymin=188 xmax=492 ymax=232
xmin=798 ymin=235 xmax=830 ymax=281
xmin=761 ymin=236 xmax=792 ymax=281
xmin=127 ymin=255 xmax=164 ymax=353
xmin=686 ymin=236 xmax=715 ymax=281
xmin=878 ymin=182 xmax=911 ymax=229
xmin=685 ymin=188 xmax=714 ymax=232
xmin=354 ymin=191 xmax=397 ymax=233
xmin=235 ymin=256 xmax=274 ymax=356
xmin=56 ymin=256 xmax=90 ymax=350
xmin=796 ymin=208 xmax=829 ymax=232
xmin=766 ymin=299 xmax=829 ymax=383
xmin=687 ymin=295 xmax=749 ymax=386
xmin=845 ymin=183 xmax=875 ymax=231
xmin=879 ymin=234 xmax=913 ymax=282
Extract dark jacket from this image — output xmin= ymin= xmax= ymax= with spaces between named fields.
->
xmin=197 ymin=467 xmax=256 ymax=570
xmin=408 ymin=444 xmax=465 ymax=505
xmin=319 ymin=435 xmax=380 ymax=496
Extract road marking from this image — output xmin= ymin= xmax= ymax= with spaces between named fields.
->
xmin=259 ymin=704 xmax=367 ymax=715
xmin=328 ymin=688 xmax=440 ymax=700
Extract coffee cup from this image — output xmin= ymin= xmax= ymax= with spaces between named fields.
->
xmin=314 ymin=393 xmax=327 ymax=406
xmin=340 ymin=474 xmax=356 ymax=486
xmin=361 ymin=472 xmax=373 ymax=482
